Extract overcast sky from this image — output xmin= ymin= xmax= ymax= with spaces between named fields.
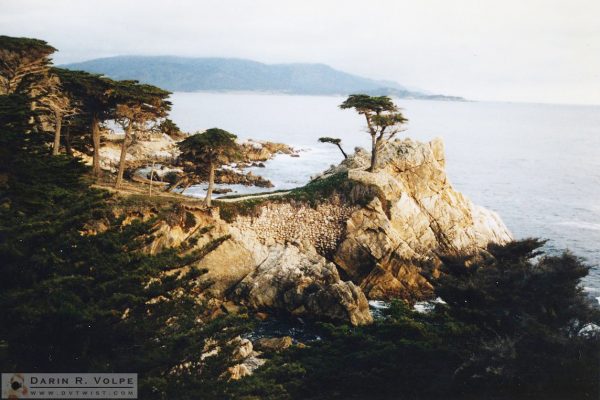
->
xmin=2 ymin=0 xmax=600 ymax=105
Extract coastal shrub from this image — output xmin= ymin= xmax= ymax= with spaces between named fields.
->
xmin=436 ymin=238 xmax=600 ymax=399
xmin=229 ymin=241 xmax=600 ymax=400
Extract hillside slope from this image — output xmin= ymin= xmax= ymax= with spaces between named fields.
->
xmin=62 ymin=56 xmax=464 ymax=100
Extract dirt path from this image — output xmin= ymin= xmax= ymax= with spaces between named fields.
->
xmin=93 ymin=176 xmax=290 ymax=205
xmin=216 ymin=191 xmax=291 ymax=203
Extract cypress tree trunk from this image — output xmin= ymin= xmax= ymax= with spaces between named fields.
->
xmin=167 ymin=175 xmax=186 ymax=192
xmin=115 ymin=124 xmax=132 ymax=189
xmin=205 ymin=161 xmax=215 ymax=207
xmin=369 ymin=134 xmax=378 ymax=172
xmin=337 ymin=143 xmax=348 ymax=159
xmin=92 ymin=114 xmax=101 ymax=176
xmin=52 ymin=111 xmax=62 ymax=156
xmin=65 ymin=125 xmax=72 ymax=156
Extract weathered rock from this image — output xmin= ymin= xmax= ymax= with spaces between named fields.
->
xmin=233 ymin=244 xmax=373 ymax=326
xmin=201 ymin=336 xmax=267 ymax=381
xmin=125 ymin=136 xmax=512 ymax=321
xmin=230 ymin=198 xmax=356 ymax=255
xmin=254 ymin=336 xmax=293 ymax=352
xmin=221 ymin=301 xmax=241 ymax=314
xmin=239 ymin=139 xmax=296 ymax=162
xmin=231 ymin=338 xmax=254 ymax=361
xmin=332 ymin=138 xmax=512 ymax=300
xmin=226 ymin=356 xmax=266 ymax=380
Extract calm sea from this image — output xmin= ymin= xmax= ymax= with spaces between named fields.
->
xmin=169 ymin=92 xmax=600 ymax=294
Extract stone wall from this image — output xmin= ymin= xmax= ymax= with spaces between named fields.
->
xmin=231 ymin=197 xmax=356 ymax=255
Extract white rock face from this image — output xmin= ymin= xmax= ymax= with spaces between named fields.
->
xmin=330 ymin=138 xmax=513 ymax=300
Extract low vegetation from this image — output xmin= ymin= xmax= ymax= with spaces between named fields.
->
xmin=228 ymin=240 xmax=600 ymax=400
xmin=217 ymin=172 xmax=377 ymax=222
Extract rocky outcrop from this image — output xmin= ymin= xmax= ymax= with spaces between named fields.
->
xmin=325 ymin=138 xmax=512 ymax=300
xmin=238 ymin=139 xmax=296 ymax=162
xmin=233 ymin=244 xmax=373 ymax=326
xmin=124 ymin=136 xmax=511 ymax=324
xmin=101 ymin=132 xmax=179 ymax=172
xmin=254 ymin=336 xmax=293 ymax=352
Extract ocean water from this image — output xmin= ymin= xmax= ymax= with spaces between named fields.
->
xmin=169 ymin=92 xmax=600 ymax=293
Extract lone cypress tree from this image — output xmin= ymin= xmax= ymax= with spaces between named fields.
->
xmin=55 ymin=68 xmax=119 ymax=175
xmin=178 ymin=128 xmax=240 ymax=207
xmin=340 ymin=94 xmax=408 ymax=171
xmin=34 ymin=70 xmax=78 ymax=155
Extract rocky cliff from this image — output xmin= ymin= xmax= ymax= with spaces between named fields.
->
xmin=132 ymin=137 xmax=511 ymax=326
xmin=326 ymin=138 xmax=512 ymax=300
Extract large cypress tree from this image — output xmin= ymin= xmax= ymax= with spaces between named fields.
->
xmin=340 ymin=94 xmax=408 ymax=171
xmin=0 ymin=35 xmax=55 ymax=95
xmin=113 ymin=80 xmax=171 ymax=189
xmin=55 ymin=68 xmax=119 ymax=176
xmin=178 ymin=128 xmax=240 ymax=206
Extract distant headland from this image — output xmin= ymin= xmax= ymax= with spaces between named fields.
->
xmin=62 ymin=56 xmax=465 ymax=101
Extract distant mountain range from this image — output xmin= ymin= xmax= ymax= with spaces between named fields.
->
xmin=62 ymin=56 xmax=464 ymax=101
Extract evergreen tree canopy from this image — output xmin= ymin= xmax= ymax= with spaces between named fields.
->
xmin=340 ymin=94 xmax=408 ymax=171
xmin=112 ymin=79 xmax=172 ymax=129
xmin=54 ymin=68 xmax=120 ymax=175
xmin=0 ymin=92 xmax=250 ymax=399
xmin=159 ymin=117 xmax=183 ymax=138
xmin=318 ymin=136 xmax=347 ymax=159
xmin=229 ymin=240 xmax=600 ymax=400
xmin=178 ymin=128 xmax=240 ymax=206
xmin=0 ymin=35 xmax=56 ymax=95
xmin=54 ymin=68 xmax=117 ymax=119
xmin=339 ymin=94 xmax=397 ymax=115
xmin=112 ymin=80 xmax=172 ymax=188
xmin=179 ymin=128 xmax=239 ymax=165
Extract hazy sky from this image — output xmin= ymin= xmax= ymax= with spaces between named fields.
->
xmin=2 ymin=0 xmax=600 ymax=104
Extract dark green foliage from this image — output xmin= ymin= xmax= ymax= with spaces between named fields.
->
xmin=435 ymin=239 xmax=600 ymax=398
xmin=0 ymin=36 xmax=56 ymax=95
xmin=178 ymin=128 xmax=241 ymax=206
xmin=229 ymin=241 xmax=600 ymax=400
xmin=112 ymin=79 xmax=172 ymax=111
xmin=158 ymin=118 xmax=182 ymax=137
xmin=53 ymin=68 xmax=120 ymax=174
xmin=0 ymin=94 xmax=251 ymax=399
xmin=339 ymin=94 xmax=398 ymax=114
xmin=179 ymin=128 xmax=239 ymax=165
xmin=54 ymin=67 xmax=115 ymax=111
xmin=0 ymin=36 xmax=55 ymax=55
xmin=229 ymin=302 xmax=470 ymax=400
xmin=318 ymin=136 xmax=341 ymax=145
xmin=0 ymin=93 xmax=31 ymax=133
